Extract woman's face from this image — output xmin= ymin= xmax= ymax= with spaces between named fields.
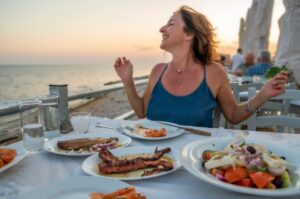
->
xmin=159 ymin=13 xmax=187 ymax=51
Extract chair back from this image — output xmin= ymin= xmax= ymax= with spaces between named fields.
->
xmin=247 ymin=88 xmax=300 ymax=133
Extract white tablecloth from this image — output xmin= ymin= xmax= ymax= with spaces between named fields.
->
xmin=1 ymin=118 xmax=300 ymax=199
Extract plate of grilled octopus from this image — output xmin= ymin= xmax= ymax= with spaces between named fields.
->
xmin=82 ymin=146 xmax=181 ymax=180
xmin=43 ymin=132 xmax=132 ymax=156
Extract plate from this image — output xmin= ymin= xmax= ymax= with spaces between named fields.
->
xmin=82 ymin=146 xmax=181 ymax=180
xmin=21 ymin=176 xmax=131 ymax=199
xmin=121 ymin=119 xmax=184 ymax=140
xmin=0 ymin=145 xmax=26 ymax=173
xmin=181 ymin=137 xmax=300 ymax=197
xmin=44 ymin=132 xmax=132 ymax=156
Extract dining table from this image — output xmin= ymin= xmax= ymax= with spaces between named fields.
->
xmin=1 ymin=117 xmax=300 ymax=199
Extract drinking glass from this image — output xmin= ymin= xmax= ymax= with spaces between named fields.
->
xmin=19 ymin=101 xmax=44 ymax=152
xmin=69 ymin=112 xmax=91 ymax=134
xmin=40 ymin=95 xmax=60 ymax=140
xmin=252 ymin=75 xmax=261 ymax=83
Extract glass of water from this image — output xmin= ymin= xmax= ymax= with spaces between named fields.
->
xmin=40 ymin=95 xmax=60 ymax=140
xmin=70 ymin=112 xmax=91 ymax=134
xmin=19 ymin=101 xmax=44 ymax=152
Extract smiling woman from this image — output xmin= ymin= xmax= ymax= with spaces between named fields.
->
xmin=113 ymin=5 xmax=288 ymax=128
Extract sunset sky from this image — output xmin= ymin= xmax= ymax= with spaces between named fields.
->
xmin=0 ymin=0 xmax=284 ymax=66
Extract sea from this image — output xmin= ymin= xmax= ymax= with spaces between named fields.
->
xmin=0 ymin=64 xmax=153 ymax=109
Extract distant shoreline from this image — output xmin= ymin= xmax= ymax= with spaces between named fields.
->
xmin=104 ymin=75 xmax=148 ymax=85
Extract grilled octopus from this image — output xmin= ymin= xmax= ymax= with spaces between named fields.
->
xmin=98 ymin=147 xmax=173 ymax=175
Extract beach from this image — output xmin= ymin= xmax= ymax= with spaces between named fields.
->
xmin=69 ymin=83 xmax=146 ymax=118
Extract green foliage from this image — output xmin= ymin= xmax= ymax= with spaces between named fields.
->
xmin=264 ymin=66 xmax=288 ymax=79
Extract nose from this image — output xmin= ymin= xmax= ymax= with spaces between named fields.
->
xmin=159 ymin=25 xmax=166 ymax=33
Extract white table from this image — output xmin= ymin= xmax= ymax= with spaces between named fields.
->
xmin=1 ymin=118 xmax=300 ymax=199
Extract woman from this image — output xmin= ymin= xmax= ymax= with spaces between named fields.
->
xmin=114 ymin=6 xmax=287 ymax=128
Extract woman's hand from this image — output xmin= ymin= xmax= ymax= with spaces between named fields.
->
xmin=114 ymin=57 xmax=133 ymax=84
xmin=259 ymin=71 xmax=288 ymax=100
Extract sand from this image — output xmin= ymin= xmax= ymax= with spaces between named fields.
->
xmin=69 ymin=84 xmax=146 ymax=119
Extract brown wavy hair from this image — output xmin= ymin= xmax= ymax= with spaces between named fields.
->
xmin=176 ymin=5 xmax=218 ymax=64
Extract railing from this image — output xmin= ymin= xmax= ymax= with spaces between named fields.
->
xmin=0 ymin=78 xmax=147 ymax=144
xmin=114 ymin=110 xmax=136 ymax=120
xmin=0 ymin=79 xmax=148 ymax=117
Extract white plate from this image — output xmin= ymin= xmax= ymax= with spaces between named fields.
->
xmin=22 ymin=176 xmax=132 ymax=199
xmin=44 ymin=132 xmax=132 ymax=156
xmin=0 ymin=145 xmax=26 ymax=173
xmin=121 ymin=119 xmax=184 ymax=140
xmin=181 ymin=137 xmax=300 ymax=197
xmin=82 ymin=146 xmax=181 ymax=180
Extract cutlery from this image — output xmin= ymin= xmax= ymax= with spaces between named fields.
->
xmin=95 ymin=125 xmax=133 ymax=134
xmin=95 ymin=124 xmax=117 ymax=130
xmin=155 ymin=121 xmax=211 ymax=136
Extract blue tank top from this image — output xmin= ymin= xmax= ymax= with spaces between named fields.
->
xmin=147 ymin=64 xmax=216 ymax=127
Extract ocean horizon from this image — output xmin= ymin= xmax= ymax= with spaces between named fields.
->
xmin=0 ymin=64 xmax=152 ymax=109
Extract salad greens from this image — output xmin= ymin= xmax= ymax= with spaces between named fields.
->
xmin=265 ymin=65 xmax=288 ymax=79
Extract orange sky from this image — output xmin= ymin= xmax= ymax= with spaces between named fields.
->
xmin=0 ymin=0 xmax=284 ymax=65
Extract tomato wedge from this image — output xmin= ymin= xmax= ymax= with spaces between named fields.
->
xmin=224 ymin=166 xmax=248 ymax=183
xmin=250 ymin=172 xmax=275 ymax=188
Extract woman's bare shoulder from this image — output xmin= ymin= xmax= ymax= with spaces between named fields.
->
xmin=150 ymin=63 xmax=168 ymax=78
xmin=207 ymin=62 xmax=228 ymax=79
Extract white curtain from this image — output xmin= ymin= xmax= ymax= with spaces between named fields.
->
xmin=275 ymin=0 xmax=300 ymax=83
xmin=243 ymin=0 xmax=274 ymax=56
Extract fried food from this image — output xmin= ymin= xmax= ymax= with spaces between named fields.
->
xmin=90 ymin=187 xmax=146 ymax=199
xmin=0 ymin=148 xmax=17 ymax=168
xmin=134 ymin=125 xmax=167 ymax=137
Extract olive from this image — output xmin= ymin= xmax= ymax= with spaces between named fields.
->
xmin=273 ymin=178 xmax=283 ymax=188
xmin=280 ymin=156 xmax=286 ymax=160
xmin=247 ymin=146 xmax=256 ymax=154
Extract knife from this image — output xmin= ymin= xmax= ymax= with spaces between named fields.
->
xmin=155 ymin=121 xmax=211 ymax=136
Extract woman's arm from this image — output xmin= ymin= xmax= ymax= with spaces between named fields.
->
xmin=216 ymin=70 xmax=288 ymax=124
xmin=114 ymin=57 xmax=164 ymax=118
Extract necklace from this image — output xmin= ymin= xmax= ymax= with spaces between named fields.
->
xmin=169 ymin=62 xmax=184 ymax=84
xmin=176 ymin=68 xmax=183 ymax=73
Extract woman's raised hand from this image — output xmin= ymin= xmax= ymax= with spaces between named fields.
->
xmin=259 ymin=71 xmax=288 ymax=100
xmin=114 ymin=57 xmax=133 ymax=84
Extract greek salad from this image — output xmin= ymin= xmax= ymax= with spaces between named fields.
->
xmin=201 ymin=136 xmax=293 ymax=189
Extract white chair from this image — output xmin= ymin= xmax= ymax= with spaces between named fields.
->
xmin=230 ymin=82 xmax=264 ymax=129
xmin=247 ymin=88 xmax=300 ymax=133
xmin=231 ymin=82 xmax=264 ymax=103
xmin=231 ymin=82 xmax=298 ymax=130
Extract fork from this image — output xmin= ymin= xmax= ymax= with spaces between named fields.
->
xmin=95 ymin=124 xmax=132 ymax=134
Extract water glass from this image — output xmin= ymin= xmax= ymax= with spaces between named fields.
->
xmin=19 ymin=101 xmax=44 ymax=152
xmin=252 ymin=75 xmax=261 ymax=83
xmin=40 ymin=95 xmax=60 ymax=140
xmin=70 ymin=112 xmax=91 ymax=134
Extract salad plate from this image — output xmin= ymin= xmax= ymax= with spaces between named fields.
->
xmin=121 ymin=119 xmax=184 ymax=140
xmin=82 ymin=146 xmax=181 ymax=180
xmin=21 ymin=176 xmax=131 ymax=199
xmin=181 ymin=136 xmax=300 ymax=196
xmin=44 ymin=131 xmax=131 ymax=156
xmin=0 ymin=144 xmax=26 ymax=174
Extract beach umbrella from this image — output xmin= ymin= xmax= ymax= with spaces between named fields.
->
xmin=243 ymin=0 xmax=274 ymax=56
xmin=275 ymin=0 xmax=300 ymax=84
xmin=238 ymin=17 xmax=246 ymax=49
xmin=243 ymin=0 xmax=257 ymax=54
